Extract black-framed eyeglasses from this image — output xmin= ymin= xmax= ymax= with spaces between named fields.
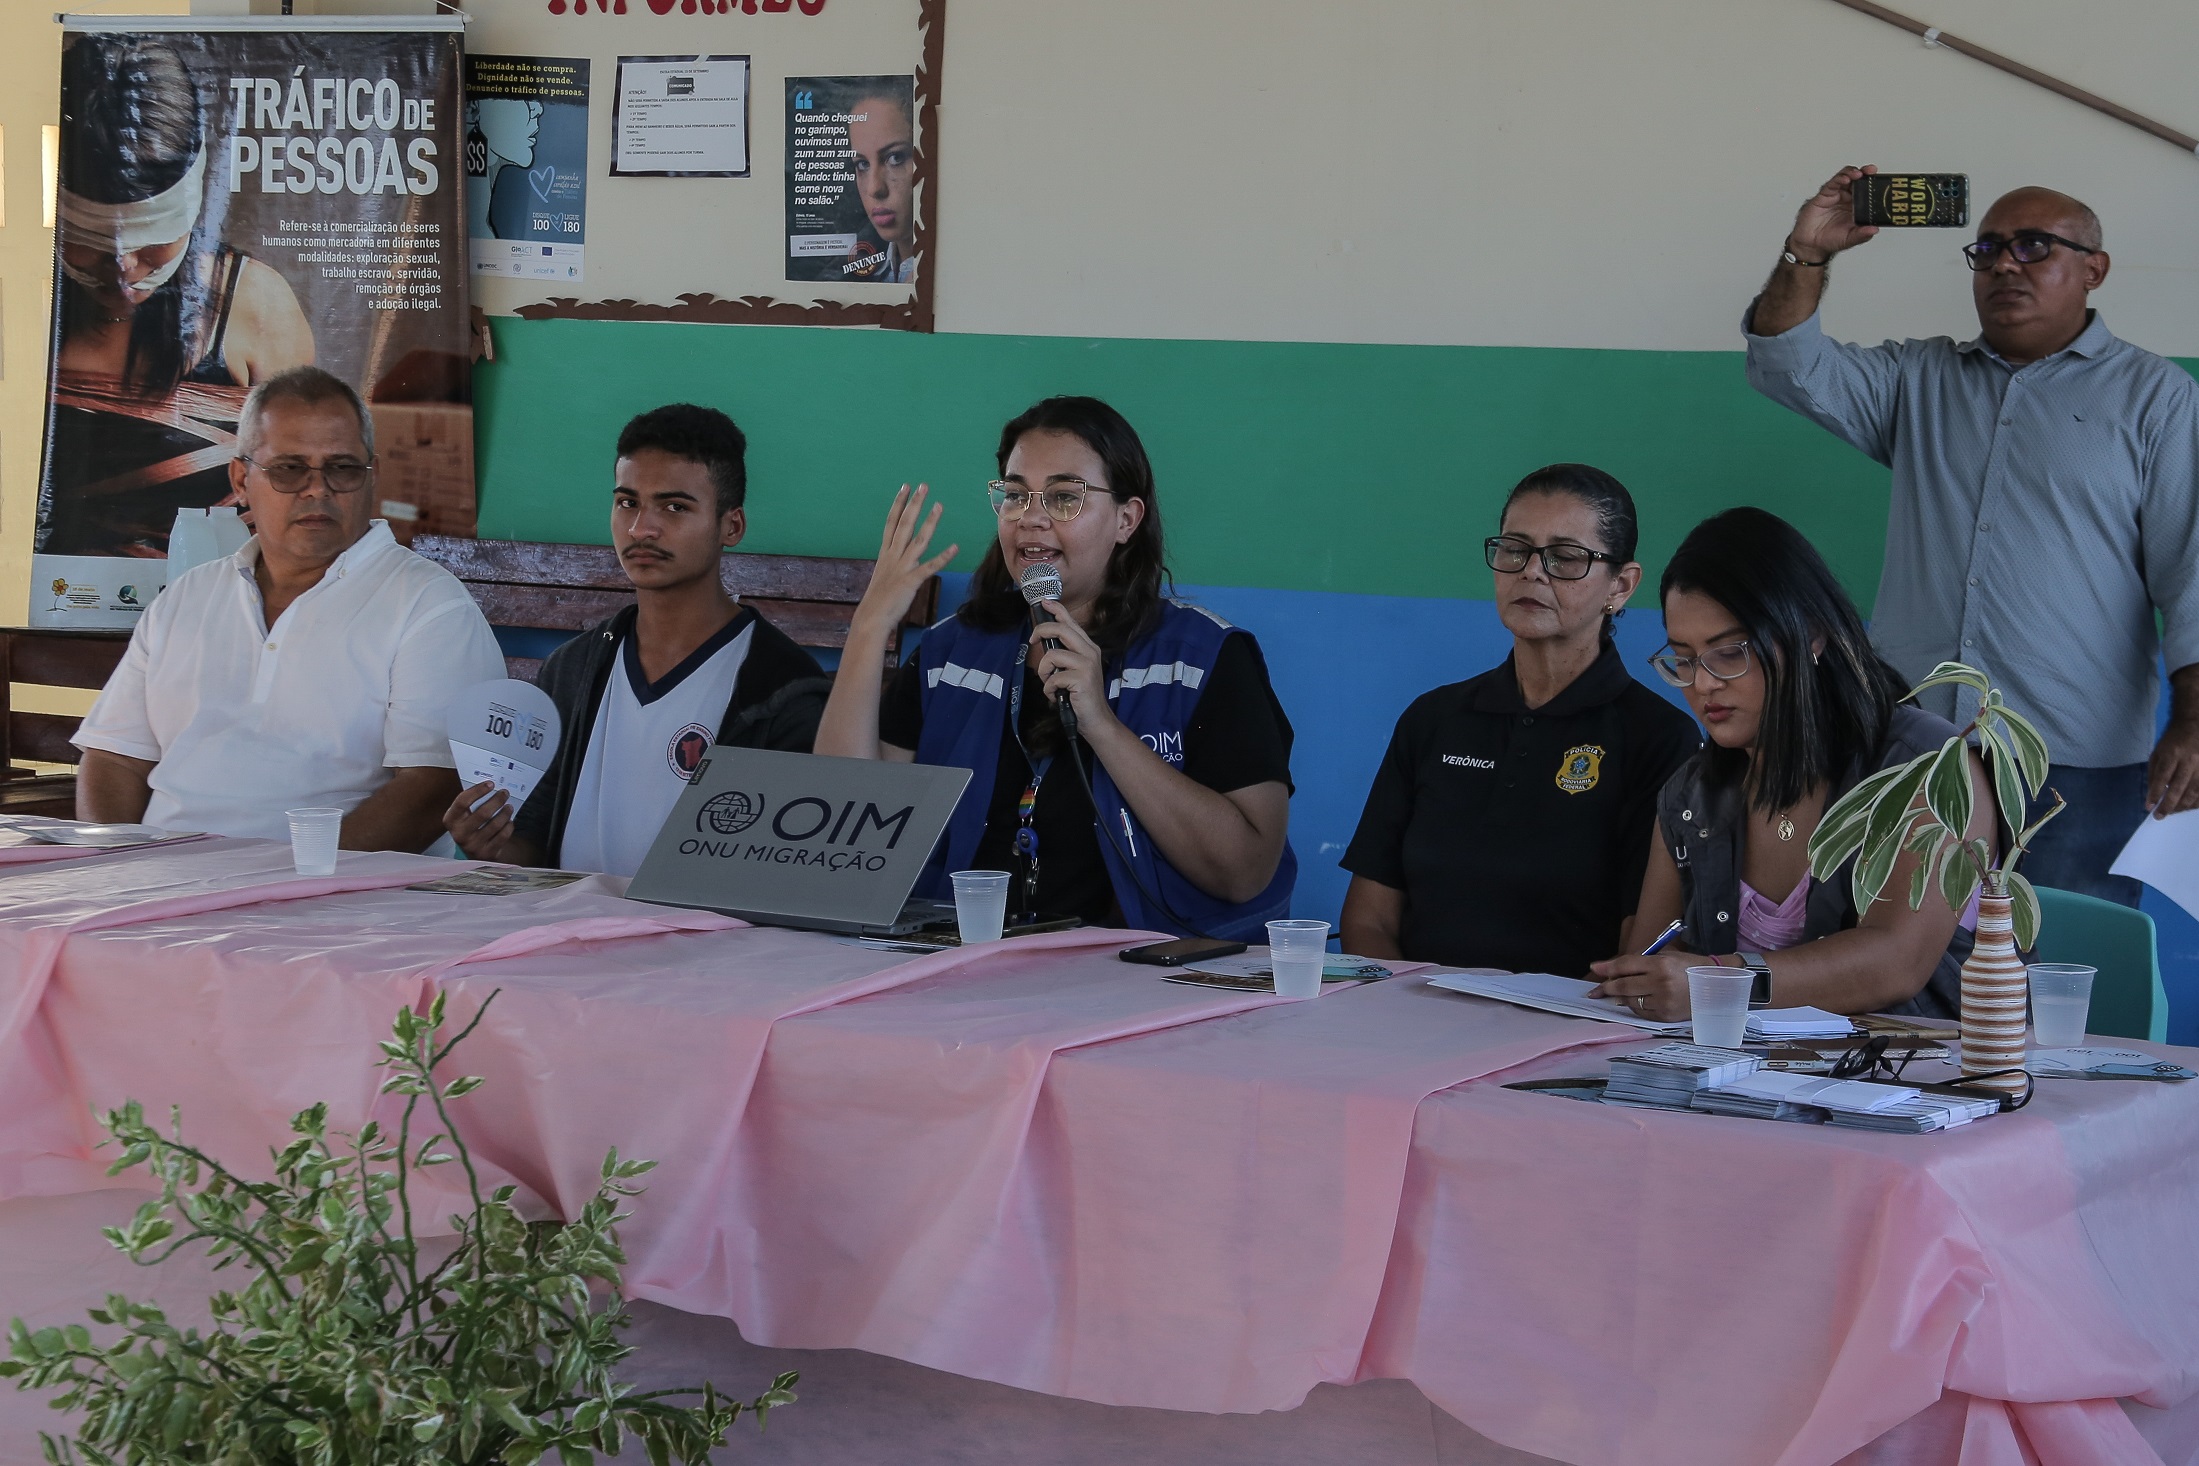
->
xmin=237 ymin=454 xmax=375 ymax=495
xmin=1960 ymin=231 xmax=2098 ymax=272
xmin=1648 ymin=640 xmax=1754 ymax=688
xmin=987 ymin=478 xmax=1117 ymax=523
xmin=1483 ymin=536 xmax=1617 ymax=581
xmin=1830 ymin=1035 xmax=1918 ymax=1082
xmin=1828 ymin=1035 xmax=2033 ymax=1111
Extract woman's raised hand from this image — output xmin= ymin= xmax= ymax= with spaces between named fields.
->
xmin=854 ymin=484 xmax=958 ymax=637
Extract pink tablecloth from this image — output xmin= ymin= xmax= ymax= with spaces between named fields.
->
xmin=1362 ymin=1048 xmax=2199 ymax=1466
xmin=0 ymin=839 xmax=2192 ymax=1466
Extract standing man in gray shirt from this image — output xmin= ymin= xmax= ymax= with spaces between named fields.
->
xmin=1744 ymin=165 xmax=2199 ymax=906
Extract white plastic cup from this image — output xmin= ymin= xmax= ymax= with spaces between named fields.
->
xmin=2029 ymin=963 xmax=2097 ymax=1049
xmin=949 ymin=870 xmax=1011 ymax=945
xmin=1686 ymin=966 xmax=1754 ymax=1050
xmin=1266 ymin=918 xmax=1331 ymax=1000
xmin=286 ymin=807 xmax=342 ymax=877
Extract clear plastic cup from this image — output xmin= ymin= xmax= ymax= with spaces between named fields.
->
xmin=949 ymin=870 xmax=1011 ymax=944
xmin=286 ymin=807 xmax=343 ymax=877
xmin=1266 ymin=918 xmax=1331 ymax=1000
xmin=2029 ymin=963 xmax=2096 ymax=1049
xmin=1686 ymin=966 xmax=1754 ymax=1050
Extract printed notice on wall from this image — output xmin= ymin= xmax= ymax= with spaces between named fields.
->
xmin=612 ymin=55 xmax=749 ymax=178
xmin=785 ymin=75 xmax=916 ymax=285
xmin=466 ymin=55 xmax=589 ymax=282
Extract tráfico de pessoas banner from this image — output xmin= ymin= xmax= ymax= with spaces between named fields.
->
xmin=785 ymin=75 xmax=916 ymax=285
xmin=36 ymin=17 xmax=474 ymax=628
xmin=466 ymin=54 xmax=589 ymax=284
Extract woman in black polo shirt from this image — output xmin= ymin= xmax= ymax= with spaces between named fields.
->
xmin=1340 ymin=465 xmax=1700 ymax=976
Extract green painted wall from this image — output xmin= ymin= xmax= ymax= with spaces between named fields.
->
xmin=476 ymin=319 xmax=1898 ymax=606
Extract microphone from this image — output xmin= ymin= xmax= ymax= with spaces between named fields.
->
xmin=1019 ymin=562 xmax=1078 ymax=740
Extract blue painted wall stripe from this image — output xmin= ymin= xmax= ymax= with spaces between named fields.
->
xmin=493 ymin=576 xmax=2198 ymax=1043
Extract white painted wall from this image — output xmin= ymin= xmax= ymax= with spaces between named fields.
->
xmin=928 ymin=0 xmax=2199 ymax=354
xmin=450 ymin=0 xmax=2199 ymax=354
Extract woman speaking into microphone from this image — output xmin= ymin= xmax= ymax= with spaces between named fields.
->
xmin=815 ymin=395 xmax=1297 ymax=937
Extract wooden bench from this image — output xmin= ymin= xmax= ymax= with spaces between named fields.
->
xmin=411 ymin=535 xmax=931 ymax=682
xmin=0 ymin=537 xmax=924 ymax=818
xmin=0 ymin=627 xmax=132 ymax=818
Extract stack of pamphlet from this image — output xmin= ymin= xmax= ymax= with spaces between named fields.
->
xmin=1691 ymin=1071 xmax=1998 ymax=1132
xmin=1603 ymin=1044 xmax=1761 ymax=1109
xmin=1743 ymin=1006 xmax=1854 ymax=1041
xmin=1690 ymin=1070 xmax=1838 ymax=1123
xmin=1821 ymin=1089 xmax=1999 ymax=1133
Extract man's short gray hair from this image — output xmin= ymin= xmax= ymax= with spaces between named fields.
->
xmin=237 ymin=366 xmax=375 ymax=458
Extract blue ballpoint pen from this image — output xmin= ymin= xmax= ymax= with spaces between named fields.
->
xmin=1639 ymin=918 xmax=1685 ymax=956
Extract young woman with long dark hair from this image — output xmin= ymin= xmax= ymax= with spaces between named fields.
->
xmin=815 ymin=395 xmax=1297 ymax=938
xmin=1339 ymin=464 xmax=1699 ymax=975
xmin=1589 ymin=507 xmax=1996 ymax=1019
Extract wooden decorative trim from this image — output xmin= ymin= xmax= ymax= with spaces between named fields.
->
xmin=1828 ymin=0 xmax=2199 ymax=156
xmin=516 ymin=0 xmax=946 ymax=334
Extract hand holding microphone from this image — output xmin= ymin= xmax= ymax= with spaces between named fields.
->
xmin=1020 ymin=562 xmax=1094 ymax=741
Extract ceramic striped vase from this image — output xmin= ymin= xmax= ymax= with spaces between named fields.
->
xmin=1960 ymin=893 xmax=2028 ymax=1093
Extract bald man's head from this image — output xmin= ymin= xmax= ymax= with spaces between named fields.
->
xmin=1984 ymin=187 xmax=2102 ymax=250
xmin=1970 ymin=186 xmax=2110 ymax=363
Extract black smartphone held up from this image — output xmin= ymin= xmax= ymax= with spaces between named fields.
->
xmin=1854 ymin=173 xmax=1969 ymax=228
xmin=1119 ymin=936 xmax=1249 ymax=967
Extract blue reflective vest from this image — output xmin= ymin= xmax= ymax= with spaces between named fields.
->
xmin=911 ymin=601 xmax=1297 ymax=940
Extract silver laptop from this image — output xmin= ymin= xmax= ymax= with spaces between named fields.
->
xmin=627 ymin=745 xmax=972 ymax=937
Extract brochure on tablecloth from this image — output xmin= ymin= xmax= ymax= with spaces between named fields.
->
xmin=1429 ymin=971 xmax=1863 ymax=1040
xmin=1426 ymin=971 xmax=1692 ymax=1033
xmin=1172 ymin=954 xmax=1393 ymax=989
xmin=407 ymin=868 xmax=587 ymax=896
xmin=0 ymin=816 xmax=205 ymax=850
xmin=2028 ymin=1047 xmax=2198 ymax=1081
xmin=447 ymin=679 xmax=561 ymax=808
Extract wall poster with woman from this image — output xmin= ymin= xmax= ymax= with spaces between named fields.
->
xmin=35 ymin=15 xmax=474 ymax=628
xmin=784 ymin=74 xmax=918 ymax=286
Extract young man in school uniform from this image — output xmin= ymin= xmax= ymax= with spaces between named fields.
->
xmin=443 ymin=404 xmax=830 ymax=875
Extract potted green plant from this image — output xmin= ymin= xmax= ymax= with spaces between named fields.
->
xmin=1 ymin=993 xmax=796 ymax=1464
xmin=1806 ymin=661 xmax=2063 ymax=1092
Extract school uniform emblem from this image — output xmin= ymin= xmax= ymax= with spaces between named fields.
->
xmin=668 ymin=723 xmax=713 ymax=778
xmin=1555 ymin=744 xmax=1605 ymax=795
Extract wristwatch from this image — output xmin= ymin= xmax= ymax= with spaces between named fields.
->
xmin=1736 ymin=952 xmax=1774 ymax=1008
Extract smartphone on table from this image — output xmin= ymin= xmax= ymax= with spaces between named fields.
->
xmin=1119 ymin=936 xmax=1249 ymax=967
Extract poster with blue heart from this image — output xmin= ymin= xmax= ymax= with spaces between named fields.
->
xmin=465 ymin=55 xmax=588 ymax=283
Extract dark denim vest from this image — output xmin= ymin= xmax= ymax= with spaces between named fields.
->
xmin=1654 ymin=705 xmax=1972 ymax=1019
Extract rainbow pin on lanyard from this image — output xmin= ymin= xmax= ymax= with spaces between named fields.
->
xmin=1013 ymin=767 xmax=1047 ymax=922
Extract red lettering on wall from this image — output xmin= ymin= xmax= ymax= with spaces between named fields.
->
xmin=547 ymin=0 xmax=828 ymax=12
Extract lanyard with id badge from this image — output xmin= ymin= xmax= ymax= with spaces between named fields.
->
xmin=1008 ymin=670 xmax=1052 ymax=927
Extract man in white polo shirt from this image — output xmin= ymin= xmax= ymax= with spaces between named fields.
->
xmin=442 ymin=403 xmax=829 ymax=875
xmin=74 ymin=366 xmax=503 ymax=848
